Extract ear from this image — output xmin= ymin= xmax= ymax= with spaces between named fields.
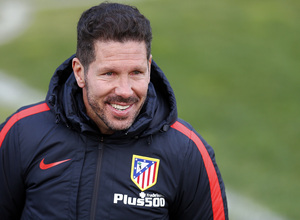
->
xmin=148 ymin=55 xmax=152 ymax=69
xmin=148 ymin=55 xmax=152 ymax=82
xmin=72 ymin=58 xmax=85 ymax=88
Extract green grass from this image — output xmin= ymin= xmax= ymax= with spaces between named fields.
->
xmin=0 ymin=108 xmax=15 ymax=122
xmin=0 ymin=0 xmax=299 ymax=219
xmin=0 ymin=6 xmax=80 ymax=91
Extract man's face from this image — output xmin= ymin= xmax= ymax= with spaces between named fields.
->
xmin=73 ymin=40 xmax=151 ymax=134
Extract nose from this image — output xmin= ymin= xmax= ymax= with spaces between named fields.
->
xmin=114 ymin=75 xmax=134 ymax=98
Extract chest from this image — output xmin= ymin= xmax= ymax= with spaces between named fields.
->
xmin=22 ymin=135 xmax=181 ymax=219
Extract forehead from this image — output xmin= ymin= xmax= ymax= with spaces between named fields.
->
xmin=94 ymin=40 xmax=148 ymax=62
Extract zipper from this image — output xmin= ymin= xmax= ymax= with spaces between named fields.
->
xmin=90 ymin=138 xmax=104 ymax=220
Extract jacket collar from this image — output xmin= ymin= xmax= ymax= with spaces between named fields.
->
xmin=46 ymin=55 xmax=177 ymax=138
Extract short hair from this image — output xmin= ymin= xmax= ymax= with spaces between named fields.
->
xmin=76 ymin=2 xmax=152 ymax=70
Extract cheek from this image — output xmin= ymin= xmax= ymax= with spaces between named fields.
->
xmin=86 ymin=86 xmax=103 ymax=104
xmin=88 ymin=79 xmax=112 ymax=96
xmin=134 ymin=81 xmax=149 ymax=97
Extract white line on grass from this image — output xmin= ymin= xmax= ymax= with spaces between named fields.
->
xmin=0 ymin=1 xmax=33 ymax=45
xmin=0 ymin=1 xmax=289 ymax=220
xmin=0 ymin=1 xmax=44 ymax=109
xmin=227 ymin=189 xmax=287 ymax=220
xmin=0 ymin=71 xmax=45 ymax=109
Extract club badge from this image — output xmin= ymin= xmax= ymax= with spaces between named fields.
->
xmin=131 ymin=155 xmax=160 ymax=191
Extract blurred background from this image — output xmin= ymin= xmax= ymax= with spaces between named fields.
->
xmin=0 ymin=0 xmax=299 ymax=219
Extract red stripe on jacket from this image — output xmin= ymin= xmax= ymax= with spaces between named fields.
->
xmin=171 ymin=121 xmax=225 ymax=220
xmin=0 ymin=103 xmax=50 ymax=148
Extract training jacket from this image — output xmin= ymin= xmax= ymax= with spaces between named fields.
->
xmin=0 ymin=55 xmax=228 ymax=220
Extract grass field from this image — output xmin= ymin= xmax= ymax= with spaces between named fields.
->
xmin=0 ymin=0 xmax=299 ymax=219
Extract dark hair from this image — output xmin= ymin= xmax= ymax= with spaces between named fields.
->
xmin=76 ymin=2 xmax=152 ymax=70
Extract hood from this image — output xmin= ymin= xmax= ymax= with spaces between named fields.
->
xmin=46 ymin=55 xmax=177 ymax=138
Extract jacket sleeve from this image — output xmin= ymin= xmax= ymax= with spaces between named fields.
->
xmin=170 ymin=121 xmax=228 ymax=220
xmin=0 ymin=119 xmax=25 ymax=219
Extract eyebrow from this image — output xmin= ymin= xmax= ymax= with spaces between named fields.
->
xmin=96 ymin=64 xmax=147 ymax=73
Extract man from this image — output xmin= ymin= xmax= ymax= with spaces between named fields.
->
xmin=0 ymin=2 xmax=228 ymax=219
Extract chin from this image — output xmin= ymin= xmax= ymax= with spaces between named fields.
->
xmin=105 ymin=118 xmax=134 ymax=132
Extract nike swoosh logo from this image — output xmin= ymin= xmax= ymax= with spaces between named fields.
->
xmin=40 ymin=158 xmax=71 ymax=170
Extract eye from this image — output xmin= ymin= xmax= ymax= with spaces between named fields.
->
xmin=105 ymin=72 xmax=114 ymax=76
xmin=132 ymin=70 xmax=142 ymax=75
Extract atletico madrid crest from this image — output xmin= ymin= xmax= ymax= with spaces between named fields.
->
xmin=131 ymin=155 xmax=160 ymax=191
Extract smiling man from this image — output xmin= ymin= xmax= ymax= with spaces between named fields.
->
xmin=0 ymin=3 xmax=228 ymax=220
xmin=73 ymin=40 xmax=151 ymax=134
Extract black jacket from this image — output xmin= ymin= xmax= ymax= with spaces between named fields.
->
xmin=0 ymin=55 xmax=228 ymax=219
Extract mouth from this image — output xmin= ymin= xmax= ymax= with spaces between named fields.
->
xmin=106 ymin=96 xmax=139 ymax=113
xmin=110 ymin=103 xmax=131 ymax=111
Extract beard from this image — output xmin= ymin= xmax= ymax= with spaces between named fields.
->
xmin=86 ymin=84 xmax=146 ymax=133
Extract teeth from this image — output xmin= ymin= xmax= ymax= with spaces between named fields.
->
xmin=111 ymin=104 xmax=130 ymax=111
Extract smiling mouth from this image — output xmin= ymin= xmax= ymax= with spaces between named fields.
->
xmin=110 ymin=103 xmax=131 ymax=111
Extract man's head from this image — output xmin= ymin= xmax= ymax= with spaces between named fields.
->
xmin=76 ymin=2 xmax=152 ymax=71
xmin=72 ymin=3 xmax=153 ymax=134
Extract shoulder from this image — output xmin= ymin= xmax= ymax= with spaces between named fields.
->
xmin=169 ymin=119 xmax=211 ymax=151
xmin=0 ymin=102 xmax=52 ymax=148
xmin=167 ymin=119 xmax=216 ymax=165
